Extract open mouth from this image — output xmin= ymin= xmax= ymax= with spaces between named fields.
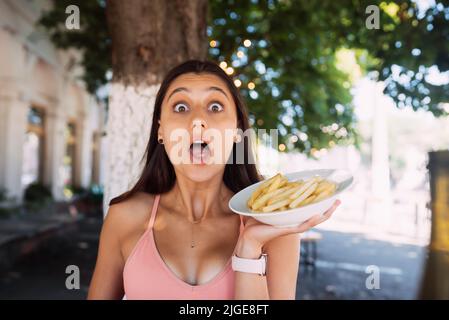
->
xmin=189 ymin=140 xmax=211 ymax=164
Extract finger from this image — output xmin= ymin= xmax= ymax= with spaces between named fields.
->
xmin=329 ymin=199 xmax=341 ymax=209
xmin=265 ymin=219 xmax=318 ymax=238
xmin=315 ymin=201 xmax=339 ymax=224
xmin=315 ymin=199 xmax=341 ymax=223
xmin=295 ymin=201 xmax=341 ymax=232
xmin=322 ymin=199 xmax=341 ymax=216
xmin=310 ymin=213 xmax=325 ymax=226
xmin=291 ymin=214 xmax=324 ymax=233
xmin=270 ymin=199 xmax=342 ymax=235
xmin=276 ymin=216 xmax=322 ymax=236
xmin=317 ymin=210 xmax=334 ymax=224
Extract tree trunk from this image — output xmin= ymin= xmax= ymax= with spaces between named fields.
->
xmin=104 ymin=0 xmax=208 ymax=215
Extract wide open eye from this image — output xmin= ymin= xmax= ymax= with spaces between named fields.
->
xmin=173 ymin=103 xmax=189 ymax=113
xmin=208 ymin=102 xmax=224 ymax=112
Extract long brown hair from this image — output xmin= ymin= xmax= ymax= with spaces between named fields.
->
xmin=109 ymin=60 xmax=262 ymax=205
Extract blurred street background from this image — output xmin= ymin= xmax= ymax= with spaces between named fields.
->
xmin=0 ymin=0 xmax=448 ymax=299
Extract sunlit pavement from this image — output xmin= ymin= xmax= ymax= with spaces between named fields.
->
xmin=0 ymin=215 xmax=427 ymax=300
xmin=293 ymin=185 xmax=430 ymax=300
xmin=297 ymin=229 xmax=427 ymax=300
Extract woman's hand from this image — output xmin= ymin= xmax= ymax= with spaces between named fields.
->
xmin=235 ymin=199 xmax=341 ymax=258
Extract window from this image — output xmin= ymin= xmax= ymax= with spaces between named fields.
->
xmin=63 ymin=122 xmax=77 ymax=187
xmin=21 ymin=107 xmax=45 ymax=187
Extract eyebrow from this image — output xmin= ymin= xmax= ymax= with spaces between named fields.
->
xmin=207 ymin=86 xmax=229 ymax=99
xmin=167 ymin=86 xmax=229 ymax=101
xmin=167 ymin=87 xmax=190 ymax=100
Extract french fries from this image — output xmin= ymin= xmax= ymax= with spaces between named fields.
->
xmin=247 ymin=173 xmax=337 ymax=213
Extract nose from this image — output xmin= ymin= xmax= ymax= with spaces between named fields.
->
xmin=191 ymin=118 xmax=207 ymax=130
xmin=191 ymin=118 xmax=207 ymax=141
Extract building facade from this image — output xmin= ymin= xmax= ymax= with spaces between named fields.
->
xmin=0 ymin=0 xmax=105 ymax=202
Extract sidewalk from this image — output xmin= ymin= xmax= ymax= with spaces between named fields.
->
xmin=0 ymin=216 xmax=101 ymax=299
xmin=0 ymin=213 xmax=82 ymax=271
xmin=0 ymin=215 xmax=427 ymax=299
xmin=297 ymin=228 xmax=427 ymax=299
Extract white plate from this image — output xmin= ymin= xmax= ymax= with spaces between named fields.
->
xmin=228 ymin=169 xmax=354 ymax=228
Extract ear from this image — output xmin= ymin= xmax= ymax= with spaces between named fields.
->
xmin=157 ymin=122 xmax=162 ymax=138
xmin=234 ymin=127 xmax=242 ymax=143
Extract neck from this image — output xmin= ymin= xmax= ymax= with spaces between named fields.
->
xmin=169 ymin=171 xmax=231 ymax=223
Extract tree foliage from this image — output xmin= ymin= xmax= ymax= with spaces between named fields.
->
xmin=39 ymin=0 xmax=449 ymax=155
xmin=39 ymin=0 xmax=110 ymax=93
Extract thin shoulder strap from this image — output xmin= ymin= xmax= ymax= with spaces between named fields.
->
xmin=148 ymin=194 xmax=160 ymax=229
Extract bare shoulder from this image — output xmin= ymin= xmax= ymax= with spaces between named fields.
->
xmin=104 ymin=192 xmax=156 ymax=240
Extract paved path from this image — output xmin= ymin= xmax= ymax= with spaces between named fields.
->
xmin=0 ymin=218 xmax=427 ymax=299
xmin=0 ymin=216 xmax=101 ymax=299
xmin=296 ymin=229 xmax=427 ymax=299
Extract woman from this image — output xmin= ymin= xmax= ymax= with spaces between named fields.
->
xmin=87 ymin=60 xmax=340 ymax=300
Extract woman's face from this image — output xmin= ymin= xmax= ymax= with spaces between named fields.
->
xmin=158 ymin=72 xmax=239 ymax=183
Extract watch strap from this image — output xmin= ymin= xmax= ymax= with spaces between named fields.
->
xmin=231 ymin=253 xmax=267 ymax=276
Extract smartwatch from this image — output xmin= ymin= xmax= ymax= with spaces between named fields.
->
xmin=231 ymin=253 xmax=267 ymax=276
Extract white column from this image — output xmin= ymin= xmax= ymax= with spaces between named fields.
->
xmin=77 ymin=116 xmax=93 ymax=189
xmin=43 ymin=106 xmax=66 ymax=200
xmin=368 ymin=81 xmax=392 ymax=229
xmin=0 ymin=95 xmax=28 ymax=202
xmin=99 ymin=130 xmax=107 ymax=187
xmin=0 ymin=28 xmax=29 ymax=202
xmin=96 ymin=102 xmax=107 ymax=186
xmin=89 ymin=102 xmax=104 ymax=186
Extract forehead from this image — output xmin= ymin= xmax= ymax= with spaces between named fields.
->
xmin=166 ymin=72 xmax=231 ymax=95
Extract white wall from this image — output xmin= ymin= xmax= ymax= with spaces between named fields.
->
xmin=0 ymin=0 xmax=105 ymax=202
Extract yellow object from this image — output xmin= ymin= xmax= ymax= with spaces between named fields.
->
xmin=247 ymin=173 xmax=337 ymax=213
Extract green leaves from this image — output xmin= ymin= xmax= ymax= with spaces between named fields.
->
xmin=39 ymin=0 xmax=449 ymax=155
xmin=209 ymin=0 xmax=449 ymax=155
xmin=39 ymin=0 xmax=110 ymax=94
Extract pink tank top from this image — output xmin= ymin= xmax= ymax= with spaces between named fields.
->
xmin=123 ymin=194 xmax=244 ymax=299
